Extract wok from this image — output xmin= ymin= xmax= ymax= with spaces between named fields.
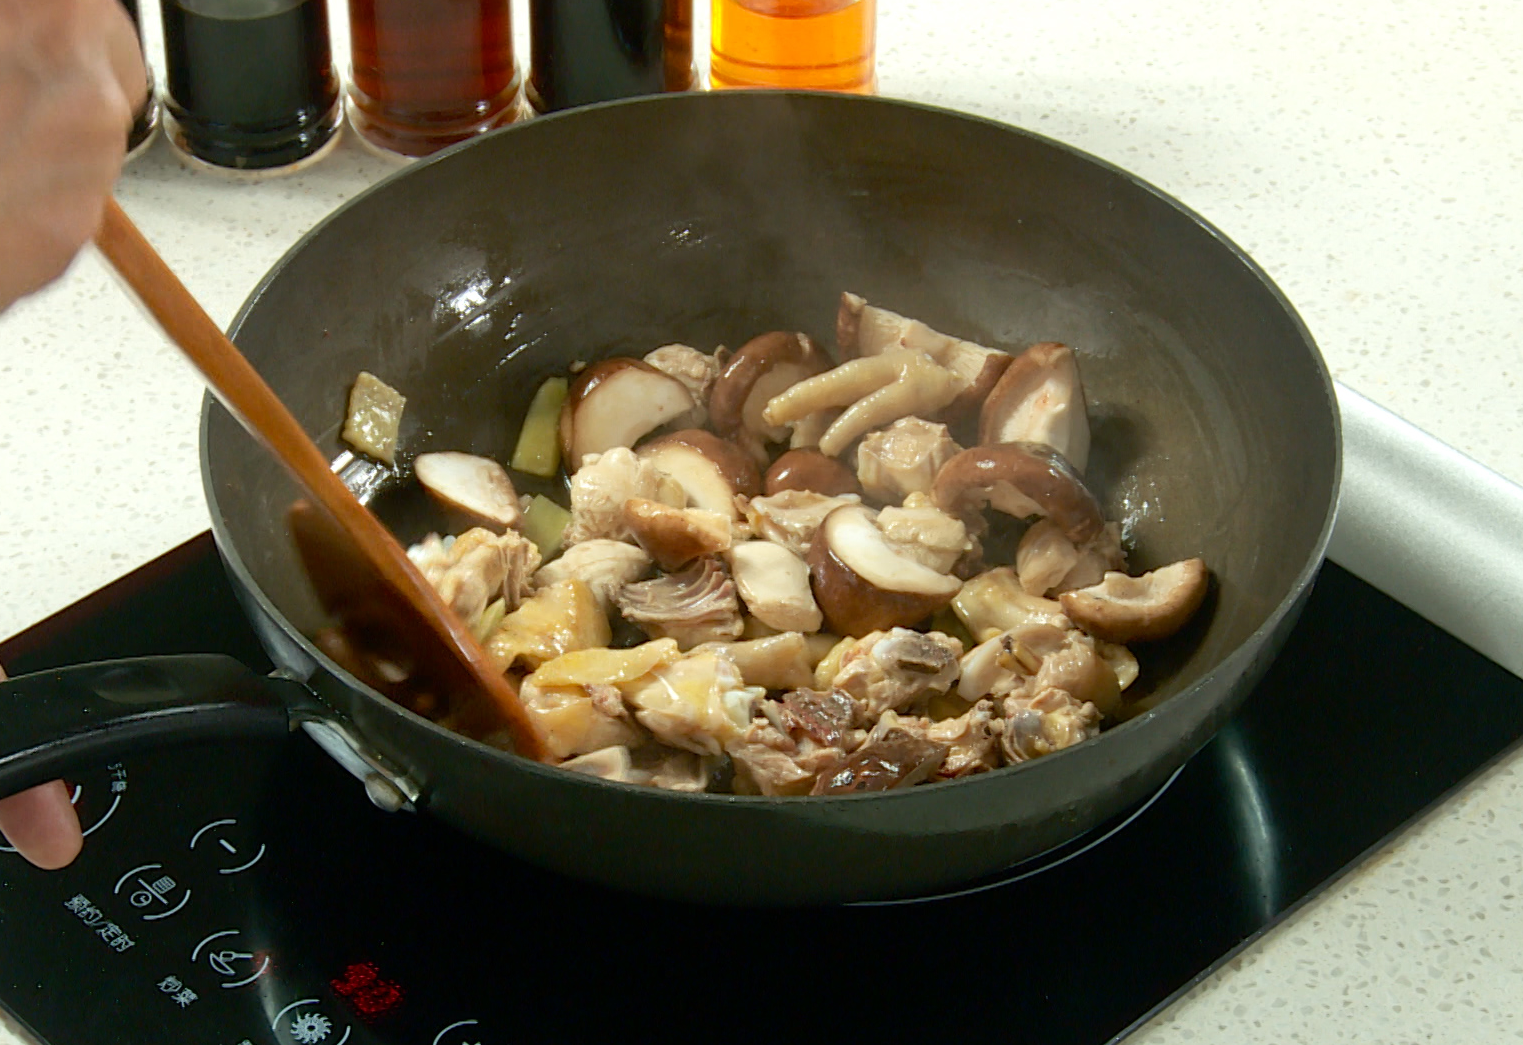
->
xmin=0 ymin=92 xmax=1338 ymax=904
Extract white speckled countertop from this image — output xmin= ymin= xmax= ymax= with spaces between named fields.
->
xmin=1 ymin=1 xmax=1521 ymax=1042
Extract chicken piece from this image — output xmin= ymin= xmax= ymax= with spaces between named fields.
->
xmin=692 ymin=632 xmax=816 ymax=691
xmin=955 ymin=622 xmax=1120 ymax=716
xmin=564 ymin=447 xmax=684 ymax=545
xmin=620 ymin=649 xmax=762 ymax=756
xmin=634 ymin=745 xmax=719 ymax=792
xmin=874 ymin=493 xmax=974 ymax=575
xmin=1033 ymin=631 xmax=1122 ymax=718
xmin=1016 ymin=519 xmax=1127 ymax=597
xmin=615 ymin=557 xmax=745 ymax=649
xmin=827 ymin=627 xmax=963 ymax=722
xmin=533 ymin=539 xmax=654 ymax=615
xmin=517 ymin=677 xmax=646 ymax=761
xmin=926 ymin=699 xmax=1002 ymax=778
xmin=854 ymin=417 xmax=962 ymax=504
xmin=408 ymin=527 xmax=542 ymax=626
xmin=742 ymin=489 xmax=862 ymax=558
xmin=810 ymin=710 xmax=949 ymax=794
xmin=483 ymin=579 xmax=611 ymax=673
xmin=952 ymin=566 xmax=1073 ymax=643
xmin=776 ymin=687 xmax=859 ymax=748
xmin=999 ymin=687 xmax=1101 ymax=763
xmin=726 ymin=715 xmax=848 ymax=796
xmin=644 ymin=343 xmax=721 ymax=428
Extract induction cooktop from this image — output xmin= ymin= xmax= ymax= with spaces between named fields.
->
xmin=1 ymin=532 xmax=1520 ymax=1045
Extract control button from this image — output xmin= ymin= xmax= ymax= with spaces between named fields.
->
xmin=114 ymin=863 xmax=191 ymax=920
xmin=272 ymin=998 xmax=350 ymax=1045
xmin=0 ymin=765 xmax=126 ymax=853
xmin=433 ymin=1019 xmax=484 ymax=1045
xmin=189 ymin=818 xmax=267 ymax=874
xmin=191 ymin=929 xmax=271 ymax=989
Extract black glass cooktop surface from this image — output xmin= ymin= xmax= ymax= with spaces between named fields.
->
xmin=1 ymin=533 xmax=1520 ymax=1045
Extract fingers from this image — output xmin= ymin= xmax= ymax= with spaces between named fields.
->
xmin=0 ymin=781 xmax=85 ymax=870
xmin=0 ymin=667 xmax=85 ymax=870
xmin=96 ymin=0 xmax=149 ymax=121
xmin=0 ymin=0 xmax=147 ymax=310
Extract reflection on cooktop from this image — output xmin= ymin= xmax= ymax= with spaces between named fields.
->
xmin=0 ymin=534 xmax=1520 ymax=1045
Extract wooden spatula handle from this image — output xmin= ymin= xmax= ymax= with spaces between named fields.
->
xmin=93 ymin=198 xmax=544 ymax=761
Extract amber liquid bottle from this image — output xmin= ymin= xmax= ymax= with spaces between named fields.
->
xmin=347 ymin=0 xmax=524 ymax=158
xmin=710 ymin=0 xmax=876 ymax=94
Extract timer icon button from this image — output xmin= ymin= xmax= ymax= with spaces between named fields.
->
xmin=189 ymin=818 xmax=266 ymax=874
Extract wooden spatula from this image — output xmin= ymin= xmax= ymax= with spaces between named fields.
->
xmin=93 ymin=197 xmax=545 ymax=762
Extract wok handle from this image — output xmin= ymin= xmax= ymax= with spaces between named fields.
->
xmin=0 ymin=655 xmax=314 ymax=798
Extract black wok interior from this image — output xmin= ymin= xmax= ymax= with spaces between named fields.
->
xmin=201 ymin=92 xmax=1337 ymax=901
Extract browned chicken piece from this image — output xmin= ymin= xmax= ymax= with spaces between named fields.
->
xmin=810 ymin=711 xmax=949 ymax=794
xmin=926 ymin=699 xmax=1003 ymax=778
xmin=564 ymin=447 xmax=684 ymax=545
xmin=409 ymin=527 xmax=542 ymax=624
xmin=1016 ymin=518 xmax=1127 ymax=597
xmin=644 ymin=343 xmax=723 ymax=428
xmin=742 ymin=489 xmax=863 ymax=558
xmin=727 ymin=715 xmax=849 ymax=796
xmin=828 ymin=627 xmax=964 ymax=721
xmin=875 ymin=493 xmax=976 ymax=574
xmin=999 ymin=687 xmax=1101 ymax=763
xmin=615 ymin=558 xmax=745 ymax=648
xmin=957 ymin=622 xmax=1121 ymax=718
xmin=854 ymin=417 xmax=962 ymax=504
xmin=532 ymin=538 xmax=653 ymax=615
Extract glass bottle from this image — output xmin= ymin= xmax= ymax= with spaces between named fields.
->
xmin=346 ymin=0 xmax=524 ymax=158
xmin=526 ymin=0 xmax=694 ymax=114
xmin=709 ymin=0 xmax=877 ymax=94
xmin=161 ymin=0 xmax=341 ymax=172
xmin=118 ymin=0 xmax=158 ymax=159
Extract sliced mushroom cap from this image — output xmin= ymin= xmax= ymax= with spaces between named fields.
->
xmin=620 ymin=498 xmax=733 ymax=572
xmin=726 ymin=540 xmax=823 ymax=634
xmin=558 ymin=358 xmax=697 ymax=469
xmin=807 ymin=504 xmax=962 ymax=636
xmin=638 ymin=429 xmax=761 ymax=518
xmin=708 ymin=331 xmax=826 ymax=446
xmin=764 ymin=448 xmax=863 ymax=497
xmin=412 ymin=451 xmax=522 ymax=530
xmin=1059 ymin=558 xmax=1210 ymax=644
xmin=932 ymin=441 xmax=1104 ymax=544
xmin=762 ymin=352 xmax=962 ymax=458
xmin=979 ymin=341 xmax=1091 ymax=473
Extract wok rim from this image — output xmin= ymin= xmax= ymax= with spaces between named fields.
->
xmin=199 ymin=89 xmax=1343 ymax=809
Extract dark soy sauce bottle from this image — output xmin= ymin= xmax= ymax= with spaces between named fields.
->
xmin=527 ymin=0 xmax=695 ymax=113
xmin=118 ymin=0 xmax=158 ymax=158
xmin=161 ymin=0 xmax=341 ymax=171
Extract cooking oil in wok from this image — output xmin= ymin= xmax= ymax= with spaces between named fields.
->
xmin=709 ymin=0 xmax=876 ymax=94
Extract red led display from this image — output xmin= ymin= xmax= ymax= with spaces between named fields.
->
xmin=330 ymin=961 xmax=405 ymax=1022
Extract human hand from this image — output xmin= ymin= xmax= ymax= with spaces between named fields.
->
xmin=0 ymin=0 xmax=148 ymax=311
xmin=0 ymin=665 xmax=84 ymax=869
